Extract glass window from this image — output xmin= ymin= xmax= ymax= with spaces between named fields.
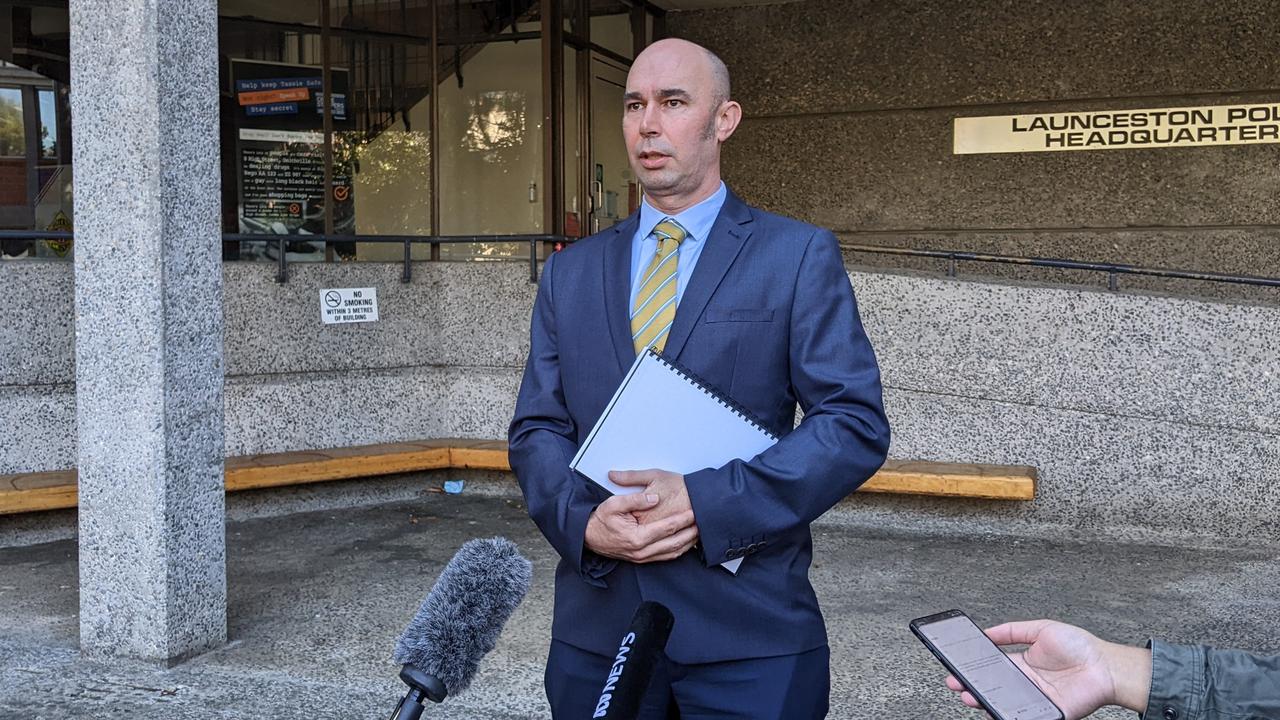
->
xmin=0 ymin=88 xmax=25 ymax=157
xmin=329 ymin=0 xmax=430 ymax=40
xmin=563 ymin=0 xmax=586 ymax=35
xmin=436 ymin=23 xmax=544 ymax=259
xmin=220 ymin=1 xmax=439 ymax=263
xmin=332 ymin=34 xmax=434 ymax=261
xmin=0 ymin=3 xmax=73 ymax=259
xmin=589 ymin=2 xmax=633 ymax=60
xmin=5 ymin=0 xmax=636 ymax=264
xmin=216 ymin=1 xmax=639 ymax=265
xmin=220 ymin=0 xmax=320 ymax=28
xmin=219 ymin=14 xmax=332 ymax=262
xmin=589 ymin=54 xmax=632 ymax=233
xmin=37 ymin=88 xmax=56 ymax=161
xmin=564 ymin=45 xmax=583 ymax=240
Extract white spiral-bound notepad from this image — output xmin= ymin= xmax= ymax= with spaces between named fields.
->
xmin=571 ymin=348 xmax=779 ymax=573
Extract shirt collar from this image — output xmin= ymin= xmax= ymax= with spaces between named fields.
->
xmin=637 ymin=181 xmax=727 ymax=244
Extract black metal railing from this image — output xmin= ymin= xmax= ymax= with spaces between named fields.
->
xmin=0 ymin=231 xmax=73 ymax=239
xmin=840 ymin=243 xmax=1280 ymax=291
xmin=6 ymin=231 xmax=1279 ymax=292
xmin=0 ymin=231 xmax=571 ymax=284
xmin=221 ymin=233 xmax=573 ymax=283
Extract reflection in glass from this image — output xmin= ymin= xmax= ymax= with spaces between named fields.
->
xmin=564 ymin=45 xmax=583 ymax=242
xmin=437 ymin=27 xmax=543 ymax=260
xmin=0 ymin=88 xmax=25 ymax=156
xmin=0 ymin=23 xmax=73 ymax=260
xmin=220 ymin=0 xmax=321 ymax=27
xmin=589 ymin=8 xmax=633 ymax=61
xmin=329 ymin=0 xmax=431 ymax=39
xmin=37 ymin=89 xmax=56 ymax=160
xmin=563 ymin=0 xmax=584 ymax=35
xmin=6 ymin=0 xmax=641 ymax=265
xmin=330 ymin=34 xmax=433 ymax=261
xmin=590 ymin=54 xmax=632 ymax=234
xmin=463 ymin=90 xmax=526 ymax=157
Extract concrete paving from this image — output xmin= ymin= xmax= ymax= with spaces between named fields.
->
xmin=1 ymin=493 xmax=1277 ymax=719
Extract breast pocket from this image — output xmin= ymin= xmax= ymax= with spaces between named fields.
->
xmin=704 ymin=307 xmax=775 ymax=323
xmin=698 ymin=307 xmax=783 ymax=417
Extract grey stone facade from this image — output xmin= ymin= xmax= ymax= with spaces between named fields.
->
xmin=4 ymin=259 xmax=1278 ymax=549
xmin=668 ymin=0 xmax=1280 ymax=300
xmin=844 ymin=272 xmax=1280 ymax=543
xmin=67 ymin=0 xmax=225 ymax=662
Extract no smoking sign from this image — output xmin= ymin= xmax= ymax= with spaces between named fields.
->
xmin=320 ymin=287 xmax=379 ymax=325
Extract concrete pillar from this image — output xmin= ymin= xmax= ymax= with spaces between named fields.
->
xmin=69 ymin=0 xmax=225 ymax=662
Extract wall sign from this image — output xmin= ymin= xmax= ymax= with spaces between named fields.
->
xmin=954 ymin=102 xmax=1280 ymax=154
xmin=321 ymin=287 xmax=379 ymax=325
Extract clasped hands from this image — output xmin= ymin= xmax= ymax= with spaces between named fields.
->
xmin=584 ymin=469 xmax=700 ymax=564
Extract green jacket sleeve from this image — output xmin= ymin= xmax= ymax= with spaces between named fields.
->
xmin=1141 ymin=640 xmax=1280 ymax=720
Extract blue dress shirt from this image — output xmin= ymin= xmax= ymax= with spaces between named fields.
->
xmin=629 ymin=182 xmax=728 ymax=309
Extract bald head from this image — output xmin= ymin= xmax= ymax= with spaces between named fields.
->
xmin=702 ymin=46 xmax=731 ymax=107
xmin=632 ymin=38 xmax=731 ymax=107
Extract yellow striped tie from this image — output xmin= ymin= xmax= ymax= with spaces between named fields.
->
xmin=631 ymin=218 xmax=687 ymax=354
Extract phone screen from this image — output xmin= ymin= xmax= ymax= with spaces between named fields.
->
xmin=914 ymin=612 xmax=1062 ymax=720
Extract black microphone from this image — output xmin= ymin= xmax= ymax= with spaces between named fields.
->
xmin=592 ymin=601 xmax=675 ymax=719
xmin=388 ymin=536 xmax=533 ymax=720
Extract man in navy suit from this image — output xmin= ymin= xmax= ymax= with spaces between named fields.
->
xmin=508 ymin=37 xmax=890 ymax=718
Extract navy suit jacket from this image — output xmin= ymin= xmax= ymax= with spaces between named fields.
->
xmin=508 ymin=191 xmax=890 ymax=664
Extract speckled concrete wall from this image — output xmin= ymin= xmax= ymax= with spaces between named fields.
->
xmin=667 ymin=0 xmax=1280 ymax=298
xmin=846 ymin=272 xmax=1280 ymax=545
xmin=4 ymin=260 xmax=1278 ymax=546
xmin=0 ymin=261 xmax=534 ymax=474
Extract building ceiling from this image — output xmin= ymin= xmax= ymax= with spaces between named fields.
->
xmin=215 ymin=0 xmax=798 ymax=27
xmin=654 ymin=0 xmax=799 ymax=10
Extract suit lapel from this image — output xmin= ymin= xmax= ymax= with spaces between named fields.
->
xmin=604 ymin=212 xmax=641 ymax=373
xmin=663 ymin=192 xmax=754 ymax=361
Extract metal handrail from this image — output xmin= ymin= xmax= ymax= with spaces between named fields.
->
xmin=0 ymin=230 xmax=73 ymax=238
xmin=840 ymin=243 xmax=1280 ymax=291
xmin=7 ymin=231 xmax=1277 ymax=291
xmin=0 ymin=231 xmax=572 ymax=284
xmin=221 ymin=233 xmax=574 ymax=283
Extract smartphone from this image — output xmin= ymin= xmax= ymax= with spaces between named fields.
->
xmin=910 ymin=609 xmax=1064 ymax=720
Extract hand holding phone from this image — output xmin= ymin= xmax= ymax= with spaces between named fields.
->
xmin=944 ymin=618 xmax=1153 ymax=720
xmin=911 ymin=610 xmax=1065 ymax=720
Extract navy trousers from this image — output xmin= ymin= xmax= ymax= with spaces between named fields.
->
xmin=545 ymin=640 xmax=830 ymax=719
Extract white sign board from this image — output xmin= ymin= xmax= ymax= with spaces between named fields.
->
xmin=321 ymin=287 xmax=379 ymax=324
xmin=954 ymin=102 xmax=1280 ymax=154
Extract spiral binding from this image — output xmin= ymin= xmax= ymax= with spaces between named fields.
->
xmin=646 ymin=348 xmax=778 ymax=441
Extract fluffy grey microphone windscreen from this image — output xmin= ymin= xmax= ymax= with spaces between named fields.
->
xmin=392 ymin=537 xmax=533 ymax=696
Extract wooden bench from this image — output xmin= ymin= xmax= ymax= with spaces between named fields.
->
xmin=0 ymin=439 xmax=1035 ymax=515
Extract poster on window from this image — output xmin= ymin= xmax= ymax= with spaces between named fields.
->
xmin=230 ymin=60 xmax=353 ymax=261
xmin=237 ymin=128 xmax=354 ymax=238
xmin=230 ymin=59 xmax=349 ymax=132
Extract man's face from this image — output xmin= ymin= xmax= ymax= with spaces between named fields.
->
xmin=623 ymin=44 xmax=723 ymax=202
